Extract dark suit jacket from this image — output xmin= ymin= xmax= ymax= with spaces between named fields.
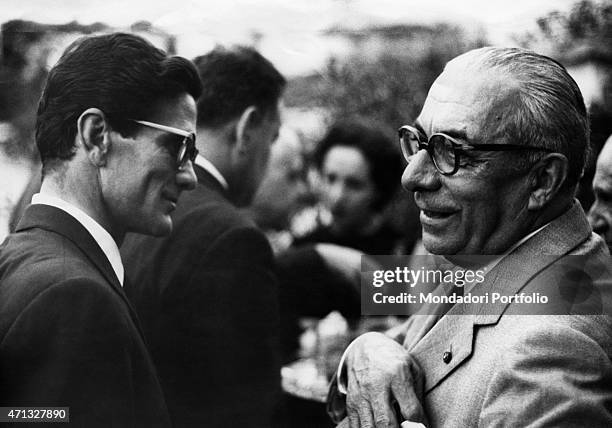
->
xmin=0 ymin=204 xmax=170 ymax=428
xmin=121 ymin=166 xmax=280 ymax=428
xmin=276 ymin=246 xmax=360 ymax=362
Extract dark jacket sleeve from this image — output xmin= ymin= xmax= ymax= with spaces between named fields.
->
xmin=0 ymin=278 xmax=170 ymax=428
xmin=275 ymin=245 xmax=360 ymax=362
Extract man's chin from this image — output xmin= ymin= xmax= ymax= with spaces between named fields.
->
xmin=422 ymin=233 xmax=459 ymax=256
xmin=134 ymin=218 xmax=173 ymax=237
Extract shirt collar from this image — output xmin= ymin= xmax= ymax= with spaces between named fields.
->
xmin=195 ymin=154 xmax=229 ymax=191
xmin=463 ymin=221 xmax=552 ymax=292
xmin=31 ymin=193 xmax=124 ymax=286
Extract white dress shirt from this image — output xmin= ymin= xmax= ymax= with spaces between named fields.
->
xmin=195 ymin=154 xmax=229 ymax=191
xmin=31 ymin=193 xmax=124 ymax=286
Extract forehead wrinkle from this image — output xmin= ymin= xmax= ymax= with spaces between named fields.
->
xmin=417 ymin=86 xmax=472 ymax=141
xmin=431 ymin=67 xmax=520 ymax=144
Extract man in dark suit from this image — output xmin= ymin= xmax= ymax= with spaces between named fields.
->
xmin=121 ymin=45 xmax=286 ymax=427
xmin=0 ymin=33 xmax=202 ymax=427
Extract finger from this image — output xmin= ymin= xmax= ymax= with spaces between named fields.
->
xmin=390 ymin=376 xmax=424 ymax=423
xmin=346 ymin=367 xmax=375 ymax=428
xmin=336 ymin=418 xmax=350 ymax=428
xmin=346 ymin=384 xmax=361 ymax=428
xmin=371 ymin=391 xmax=398 ymax=428
xmin=356 ymin=402 xmax=375 ymax=428
xmin=347 ymin=408 xmax=360 ymax=428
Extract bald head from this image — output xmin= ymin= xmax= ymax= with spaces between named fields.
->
xmin=445 ymin=47 xmax=589 ymax=190
xmin=588 ymin=135 xmax=612 ymax=252
xmin=250 ymin=127 xmax=309 ymax=230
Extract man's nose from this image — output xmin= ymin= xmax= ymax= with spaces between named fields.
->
xmin=177 ymin=160 xmax=197 ymax=191
xmin=401 ymin=149 xmax=439 ymax=192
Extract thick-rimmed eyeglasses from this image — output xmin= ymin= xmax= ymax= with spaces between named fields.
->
xmin=130 ymin=119 xmax=197 ymax=168
xmin=398 ymin=125 xmax=553 ymax=175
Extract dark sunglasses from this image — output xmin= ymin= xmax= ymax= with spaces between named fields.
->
xmin=130 ymin=119 xmax=197 ymax=168
xmin=398 ymin=125 xmax=553 ymax=175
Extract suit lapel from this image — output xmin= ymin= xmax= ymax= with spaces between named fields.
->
xmin=408 ymin=201 xmax=592 ymax=393
xmin=473 ymin=201 xmax=593 ymax=324
xmin=16 ymin=204 xmax=146 ymax=338
xmin=403 ymin=280 xmax=459 ymax=350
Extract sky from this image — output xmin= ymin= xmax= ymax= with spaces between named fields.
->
xmin=2 ymin=0 xmax=577 ymax=76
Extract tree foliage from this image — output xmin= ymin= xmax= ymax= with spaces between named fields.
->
xmin=517 ymin=0 xmax=612 ymax=55
xmin=285 ymin=23 xmax=486 ymax=133
xmin=516 ymin=0 xmax=612 ymax=210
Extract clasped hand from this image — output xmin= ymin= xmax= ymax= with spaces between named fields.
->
xmin=342 ymin=332 xmax=427 ymax=428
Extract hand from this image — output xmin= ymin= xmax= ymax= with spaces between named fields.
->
xmin=314 ymin=244 xmax=382 ymax=289
xmin=343 ymin=332 xmax=427 ymax=428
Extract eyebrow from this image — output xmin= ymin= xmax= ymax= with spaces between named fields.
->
xmin=159 ymin=132 xmax=183 ymax=143
xmin=413 ymin=121 xmax=427 ymax=136
xmin=157 ymin=133 xmax=185 ymax=151
xmin=443 ymin=129 xmax=469 ymax=141
xmin=412 ymin=121 xmax=469 ymax=142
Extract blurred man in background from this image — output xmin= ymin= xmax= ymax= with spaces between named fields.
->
xmin=0 ymin=32 xmax=202 ymax=426
xmin=121 ymin=45 xmax=285 ymax=428
xmin=247 ymin=125 xmax=310 ymax=252
xmin=588 ymin=134 xmax=612 ymax=253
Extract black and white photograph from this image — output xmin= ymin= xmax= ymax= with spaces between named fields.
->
xmin=1 ymin=0 xmax=612 ymax=426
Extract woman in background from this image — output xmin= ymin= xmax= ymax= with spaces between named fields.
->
xmin=294 ymin=119 xmax=404 ymax=254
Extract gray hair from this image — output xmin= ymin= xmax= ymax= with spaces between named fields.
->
xmin=449 ymin=46 xmax=589 ymax=189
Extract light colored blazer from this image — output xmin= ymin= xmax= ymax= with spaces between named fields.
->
xmin=390 ymin=202 xmax=612 ymax=427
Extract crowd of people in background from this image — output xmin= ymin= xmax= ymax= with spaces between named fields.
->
xmin=0 ymin=24 xmax=612 ymax=428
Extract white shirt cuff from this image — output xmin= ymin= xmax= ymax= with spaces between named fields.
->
xmin=335 ymin=337 xmax=359 ymax=395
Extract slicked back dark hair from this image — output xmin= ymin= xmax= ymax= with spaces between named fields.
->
xmin=193 ymin=45 xmax=286 ymax=128
xmin=313 ymin=119 xmax=403 ymax=211
xmin=36 ymin=32 xmax=202 ymax=173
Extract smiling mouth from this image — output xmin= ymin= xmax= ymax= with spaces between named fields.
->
xmin=422 ymin=209 xmax=454 ymax=219
xmin=163 ymin=196 xmax=178 ymax=210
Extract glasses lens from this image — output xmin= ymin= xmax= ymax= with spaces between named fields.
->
xmin=399 ymin=127 xmax=421 ymax=160
xmin=430 ymin=134 xmax=456 ymax=174
xmin=177 ymin=134 xmax=197 ymax=167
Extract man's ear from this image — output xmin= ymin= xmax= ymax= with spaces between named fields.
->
xmin=77 ymin=108 xmax=111 ymax=167
xmin=527 ymin=153 xmax=568 ymax=210
xmin=234 ymin=105 xmax=259 ymax=155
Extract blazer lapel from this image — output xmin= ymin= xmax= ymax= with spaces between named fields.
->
xmin=408 ymin=201 xmax=592 ymax=393
xmin=16 ymin=204 xmax=146 ymax=338
xmin=474 ymin=201 xmax=593 ymax=324
xmin=403 ymin=280 xmax=459 ymax=351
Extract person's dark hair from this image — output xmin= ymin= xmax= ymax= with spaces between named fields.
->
xmin=453 ymin=46 xmax=589 ymax=190
xmin=193 ymin=45 xmax=286 ymax=128
xmin=313 ymin=120 xmax=403 ymax=211
xmin=36 ymin=32 xmax=202 ymax=174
